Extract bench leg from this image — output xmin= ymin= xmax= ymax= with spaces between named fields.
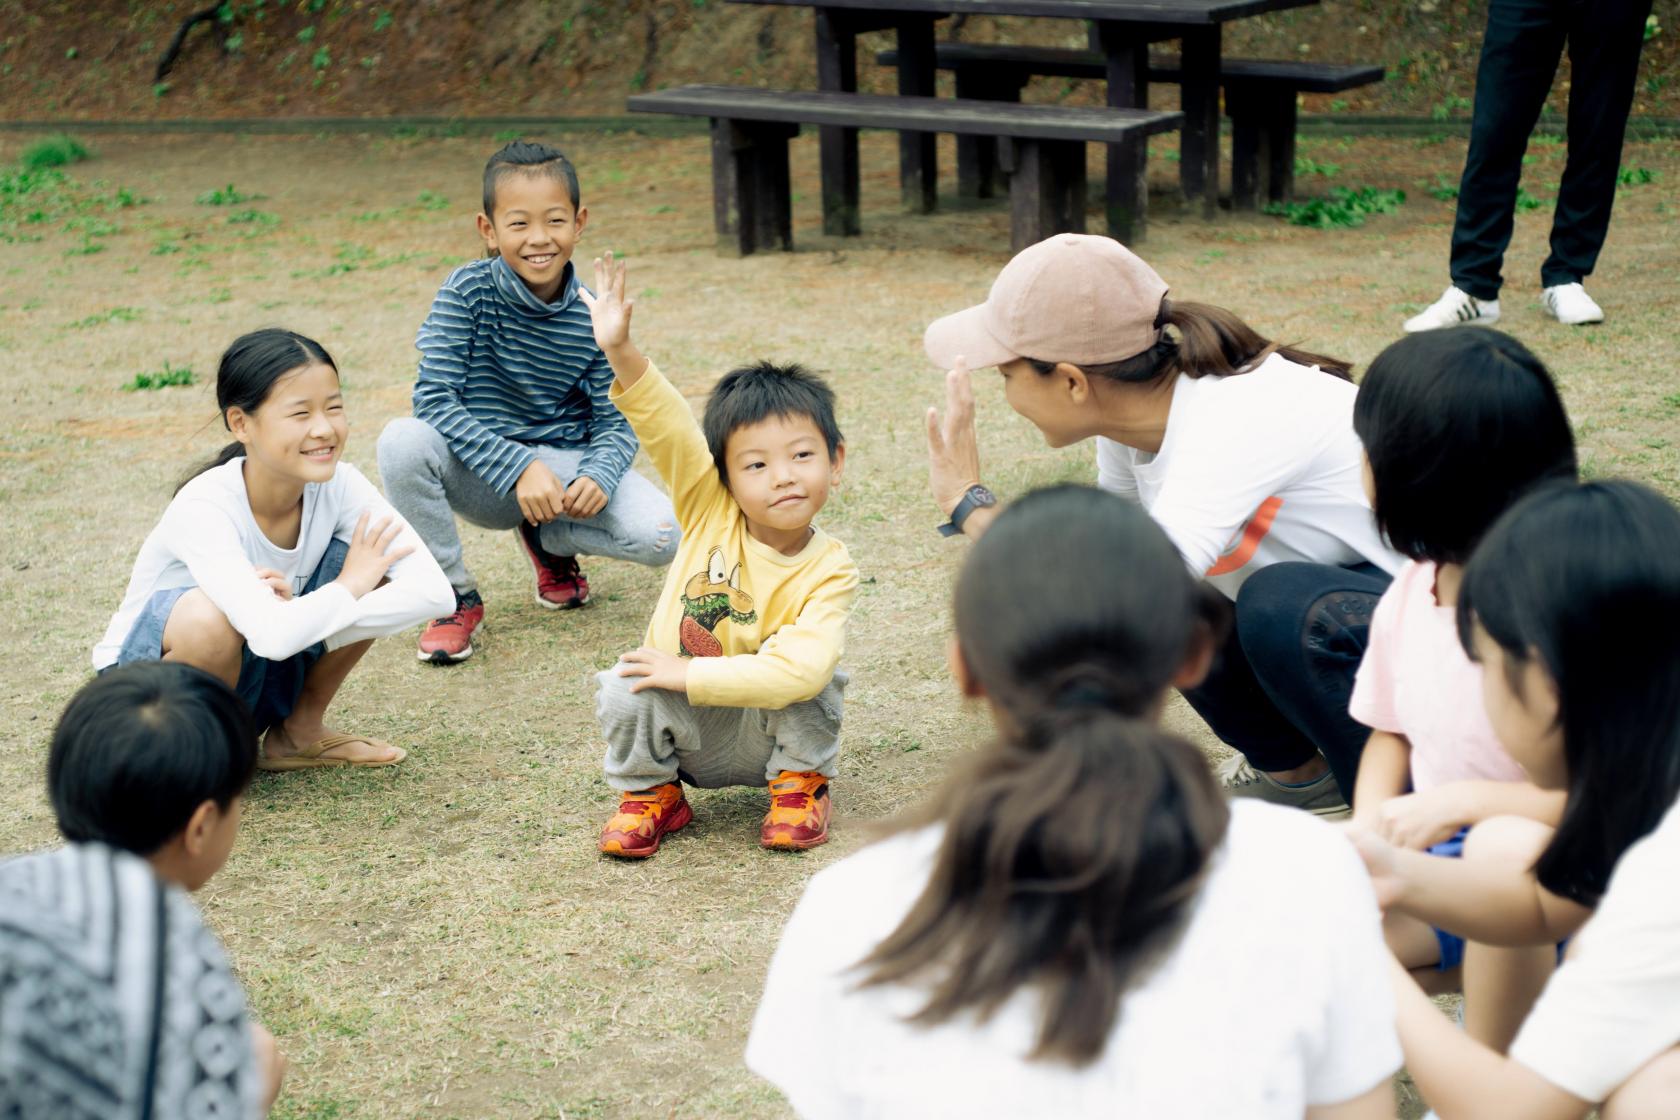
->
xmin=1178 ymin=25 xmax=1222 ymax=218
xmin=895 ymin=16 xmax=939 ymax=214
xmin=711 ymin=119 xmax=796 ymax=257
xmin=1229 ymin=90 xmax=1296 ymax=210
xmin=815 ymin=9 xmax=861 ymax=237
xmin=1008 ymin=139 xmax=1086 ymax=253
xmin=1097 ymin=24 xmax=1151 ymax=243
xmin=953 ymin=68 xmax=1027 ymax=200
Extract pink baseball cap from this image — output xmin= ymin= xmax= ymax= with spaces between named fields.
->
xmin=924 ymin=234 xmax=1170 ymax=369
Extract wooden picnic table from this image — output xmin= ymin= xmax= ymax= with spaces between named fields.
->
xmin=731 ymin=0 xmax=1320 ymax=231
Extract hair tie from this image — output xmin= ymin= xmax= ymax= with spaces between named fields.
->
xmin=1054 ymin=681 xmax=1118 ymax=711
xmin=1153 ymin=298 xmax=1173 ymax=331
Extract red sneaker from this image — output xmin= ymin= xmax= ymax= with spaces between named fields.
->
xmin=761 ymin=771 xmax=831 ymax=851
xmin=599 ymin=782 xmax=692 ymax=859
xmin=417 ymin=590 xmax=484 ymax=664
xmin=516 ymin=522 xmax=589 ymax=610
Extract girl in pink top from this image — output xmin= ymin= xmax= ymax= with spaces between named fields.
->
xmin=1347 ymin=327 xmax=1576 ymax=1052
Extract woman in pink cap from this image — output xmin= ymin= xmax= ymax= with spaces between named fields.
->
xmin=924 ymin=234 xmax=1402 ymax=816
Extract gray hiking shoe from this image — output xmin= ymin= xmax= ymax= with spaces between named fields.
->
xmin=1217 ymin=754 xmax=1349 ymax=819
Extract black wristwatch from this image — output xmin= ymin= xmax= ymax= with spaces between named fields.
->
xmin=938 ymin=484 xmax=998 ymax=538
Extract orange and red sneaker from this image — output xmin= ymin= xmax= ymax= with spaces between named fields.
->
xmin=761 ymin=771 xmax=831 ymax=851
xmin=599 ymin=782 xmax=692 ymax=859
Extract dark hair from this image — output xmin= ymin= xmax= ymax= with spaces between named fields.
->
xmin=177 ymin=328 xmax=338 ymax=494
xmin=1354 ymin=328 xmax=1577 ymax=565
xmin=858 ymin=485 xmax=1231 ymax=1065
xmin=1458 ymin=480 xmax=1680 ymax=906
xmin=482 ymin=140 xmax=581 ymax=216
xmin=50 ymin=662 xmax=258 ymax=855
xmin=1028 ymin=298 xmax=1351 ymax=386
xmin=701 ymin=361 xmax=844 ymax=483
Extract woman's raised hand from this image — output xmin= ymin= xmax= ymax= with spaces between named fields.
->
xmin=334 ymin=511 xmax=414 ymax=599
xmin=579 ymin=251 xmax=634 ymax=353
xmin=926 ymin=357 xmax=984 ymax=517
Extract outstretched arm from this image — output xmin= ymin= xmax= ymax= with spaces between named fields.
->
xmin=926 ymin=359 xmax=998 ymax=539
xmin=578 ymin=251 xmax=650 ymax=392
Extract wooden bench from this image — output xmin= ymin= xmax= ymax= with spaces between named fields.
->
xmin=626 ymin=85 xmax=1182 ymax=254
xmin=878 ymin=44 xmax=1384 ymax=209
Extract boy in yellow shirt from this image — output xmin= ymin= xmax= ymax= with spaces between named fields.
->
xmin=578 ymin=253 xmax=859 ymax=859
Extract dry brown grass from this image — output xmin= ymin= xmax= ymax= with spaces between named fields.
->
xmin=0 ymin=123 xmax=1675 ymax=1119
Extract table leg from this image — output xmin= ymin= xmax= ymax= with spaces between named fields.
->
xmin=815 ymin=7 xmax=860 ymax=236
xmin=896 ymin=16 xmax=939 ymax=214
xmin=1179 ymin=25 xmax=1221 ymax=218
xmin=1097 ymin=20 xmax=1150 ymax=243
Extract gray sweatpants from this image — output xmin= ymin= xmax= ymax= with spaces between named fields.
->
xmin=377 ymin=417 xmax=680 ymax=595
xmin=596 ymin=668 xmax=847 ymax=792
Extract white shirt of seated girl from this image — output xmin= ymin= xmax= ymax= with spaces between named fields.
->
xmin=746 ymin=801 xmax=1400 ymax=1119
xmin=93 ymin=457 xmax=451 ymax=669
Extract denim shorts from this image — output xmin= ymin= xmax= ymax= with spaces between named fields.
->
xmin=110 ymin=539 xmax=348 ymax=733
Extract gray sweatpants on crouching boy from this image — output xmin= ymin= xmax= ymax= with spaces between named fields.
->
xmin=377 ymin=417 xmax=680 ymax=595
xmin=596 ymin=668 xmax=848 ymax=792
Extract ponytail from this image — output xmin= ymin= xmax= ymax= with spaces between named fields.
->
xmin=1028 ymin=299 xmax=1351 ymax=386
xmin=174 ymin=328 xmax=337 ymax=495
xmin=858 ymin=701 xmax=1229 ymax=1065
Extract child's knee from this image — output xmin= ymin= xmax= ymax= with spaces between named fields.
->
xmin=375 ymin=417 xmax=441 ymax=477
xmin=594 ymin=668 xmax=648 ymax=732
xmin=1461 ymin=815 xmax=1552 ymax=867
xmin=164 ymin=591 xmax=243 ymax=661
xmin=1604 ymin=1048 xmax=1680 ymax=1120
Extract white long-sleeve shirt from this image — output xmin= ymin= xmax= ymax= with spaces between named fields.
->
xmin=1095 ymin=354 xmax=1403 ymax=597
xmin=93 ymin=458 xmax=453 ymax=669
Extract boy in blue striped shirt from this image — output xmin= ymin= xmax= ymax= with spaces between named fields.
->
xmin=378 ymin=142 xmax=679 ymax=663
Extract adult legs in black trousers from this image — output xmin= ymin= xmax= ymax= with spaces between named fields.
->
xmin=1449 ymin=0 xmax=1652 ymax=303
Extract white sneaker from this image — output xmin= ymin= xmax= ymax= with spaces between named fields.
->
xmin=1216 ymin=754 xmax=1349 ymax=819
xmin=1541 ymin=282 xmax=1604 ymax=326
xmin=1403 ymin=286 xmax=1501 ymax=333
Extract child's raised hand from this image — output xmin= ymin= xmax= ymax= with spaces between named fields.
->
xmin=615 ymin=646 xmax=689 ymax=695
xmin=334 ymin=511 xmax=415 ymax=599
xmin=578 ymin=251 xmax=634 ymax=352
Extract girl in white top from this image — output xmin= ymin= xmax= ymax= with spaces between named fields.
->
xmin=923 ymin=235 xmax=1402 ymax=816
xmin=1351 ymin=481 xmax=1680 ymax=1118
xmin=93 ymin=329 xmax=453 ymax=769
xmin=748 ymin=485 xmax=1399 ymax=1119
xmin=1345 ymin=328 xmax=1578 ymax=1053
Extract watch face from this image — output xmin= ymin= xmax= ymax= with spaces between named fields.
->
xmin=970 ymin=485 xmax=997 ymax=506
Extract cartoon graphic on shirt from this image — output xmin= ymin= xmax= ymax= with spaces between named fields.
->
xmin=679 ymin=547 xmax=758 ymax=658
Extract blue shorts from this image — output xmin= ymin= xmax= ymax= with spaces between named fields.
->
xmin=109 ymin=539 xmax=348 ymax=733
xmin=1428 ymin=828 xmax=1567 ymax=971
xmin=1427 ymin=831 xmax=1471 ymax=971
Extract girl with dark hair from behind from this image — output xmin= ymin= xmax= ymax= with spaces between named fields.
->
xmin=1345 ymin=327 xmax=1578 ymax=1053
xmin=1350 ymin=480 xmax=1680 ymax=1119
xmin=91 ymin=328 xmax=453 ymax=769
xmin=747 ymin=485 xmax=1398 ymax=1119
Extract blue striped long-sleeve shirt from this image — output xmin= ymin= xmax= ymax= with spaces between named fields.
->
xmin=412 ymin=256 xmax=638 ymax=496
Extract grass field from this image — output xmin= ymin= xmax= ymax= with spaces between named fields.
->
xmin=0 ymin=123 xmax=1676 ymax=1119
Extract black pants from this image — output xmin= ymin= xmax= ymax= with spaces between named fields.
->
xmin=1449 ymin=0 xmax=1652 ymax=300
xmin=1181 ymin=562 xmax=1391 ymax=799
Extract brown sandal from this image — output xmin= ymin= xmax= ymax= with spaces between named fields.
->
xmin=258 ymin=732 xmax=407 ymax=771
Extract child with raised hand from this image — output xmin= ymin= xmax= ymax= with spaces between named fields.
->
xmin=93 ymin=328 xmax=453 ymax=769
xmin=578 ymin=252 xmax=859 ymax=858
xmin=1353 ymin=480 xmax=1680 ymax=1119
xmin=377 ymin=140 xmax=679 ymax=664
xmin=0 ymin=662 xmax=284 ymax=1117
xmin=747 ymin=486 xmax=1397 ymax=1118
xmin=1346 ymin=327 xmax=1577 ymax=1047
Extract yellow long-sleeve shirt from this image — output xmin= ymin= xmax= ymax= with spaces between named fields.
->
xmin=609 ymin=360 xmax=859 ymax=710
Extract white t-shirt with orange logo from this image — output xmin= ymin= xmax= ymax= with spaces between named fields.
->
xmin=1095 ymin=354 xmax=1402 ymax=597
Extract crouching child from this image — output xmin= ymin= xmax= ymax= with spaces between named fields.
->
xmin=578 ymin=253 xmax=859 ymax=859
